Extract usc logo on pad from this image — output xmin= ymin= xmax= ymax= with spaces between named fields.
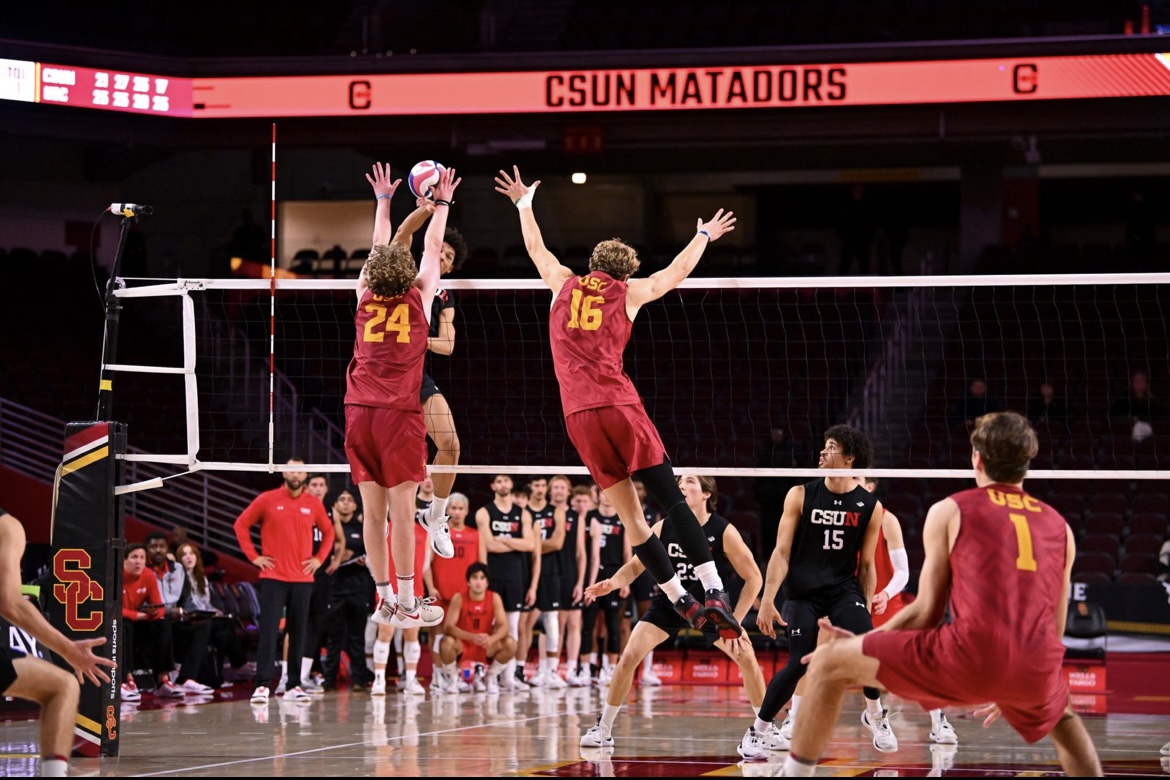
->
xmin=105 ymin=705 xmax=117 ymax=740
xmin=53 ymin=549 xmax=105 ymax=632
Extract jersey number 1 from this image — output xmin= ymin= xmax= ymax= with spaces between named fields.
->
xmin=567 ymin=290 xmax=603 ymax=330
xmin=363 ymin=302 xmax=411 ymax=343
xmin=1008 ymin=513 xmax=1038 ymax=572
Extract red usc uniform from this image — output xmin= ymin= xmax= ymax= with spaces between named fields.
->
xmin=864 ymin=484 xmax=1070 ymax=743
xmin=871 ymin=530 xmax=905 ymax=628
xmin=549 ymin=272 xmax=666 ymax=488
xmin=344 ymin=285 xmax=429 ymax=486
xmin=455 ymin=588 xmax=497 ymax=664
xmin=429 ymin=526 xmax=481 ymax=609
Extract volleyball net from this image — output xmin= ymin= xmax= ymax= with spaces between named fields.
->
xmin=108 ymin=271 xmax=1169 ymax=485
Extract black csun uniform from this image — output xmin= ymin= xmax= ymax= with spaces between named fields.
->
xmin=484 ymin=501 xmax=530 ymax=612
xmin=420 ymin=288 xmax=454 ymax=403
xmin=531 ymin=503 xmax=562 ymax=611
xmin=637 ymin=513 xmax=733 ymax=647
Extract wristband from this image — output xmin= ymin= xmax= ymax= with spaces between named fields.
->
xmin=698 ymin=229 xmax=711 ymax=240
xmin=433 ymin=198 xmax=452 ymax=207
xmin=376 ymin=194 xmax=392 ymax=201
xmin=514 ymin=186 xmax=537 ymax=210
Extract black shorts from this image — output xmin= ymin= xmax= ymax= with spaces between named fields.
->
xmin=490 ymin=576 xmax=526 ymax=612
xmin=0 ymin=636 xmax=18 ymax=693
xmin=638 ymin=597 xmax=720 ymax=648
xmin=559 ymin=574 xmax=583 ymax=610
xmin=782 ymin=581 xmax=874 ymax=642
xmin=420 ymin=373 xmax=442 ymax=404
xmin=536 ymin=572 xmax=562 ymax=612
xmin=630 ymin=570 xmax=659 ymax=603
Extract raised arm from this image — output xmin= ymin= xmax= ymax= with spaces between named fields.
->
xmin=494 ymin=166 xmax=574 ymax=296
xmin=358 ymin=162 xmax=402 ymax=301
xmin=625 ymin=209 xmax=736 ymax=313
xmin=415 ymin=167 xmax=461 ymax=309
xmin=392 ymin=198 xmax=436 ymax=248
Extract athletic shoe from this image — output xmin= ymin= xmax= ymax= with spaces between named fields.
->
xmin=597 ymin=666 xmax=613 ymax=686
xmin=370 ymin=678 xmax=387 ymax=696
xmin=120 ymin=682 xmax=142 ymax=702
xmin=543 ymin=669 xmax=568 ymax=689
xmin=391 ymin=597 xmax=444 ymax=628
xmin=1162 ymin=741 xmax=1170 ymax=756
xmin=250 ymin=685 xmax=270 ymax=704
xmin=779 ymin=710 xmax=795 ymax=740
xmin=283 ymin=686 xmax=312 ymax=703
xmin=703 ymin=588 xmax=743 ymax=640
xmin=402 ymin=677 xmax=426 ymax=696
xmin=372 ymin=595 xmax=398 ymax=626
xmin=300 ymin=678 xmax=324 ymax=694
xmin=672 ymin=592 xmax=708 ymax=630
xmin=274 ymin=679 xmax=287 ymax=696
xmin=737 ymin=726 xmax=767 ymax=760
xmin=765 ymin=722 xmax=791 ymax=751
xmin=420 ymin=505 xmax=455 ymax=559
xmin=528 ymin=668 xmax=548 ymax=688
xmin=485 ymin=674 xmax=500 ymax=694
xmin=861 ymin=709 xmax=899 ymax=753
xmin=640 ymin=670 xmax=663 ymax=687
xmin=472 ymin=664 xmax=487 ymax=693
xmin=180 ymin=679 xmax=215 ymax=695
xmin=930 ymin=713 xmax=958 ymax=745
xmin=154 ymin=681 xmax=186 ymax=699
xmin=580 ymin=717 xmax=615 ymax=748
xmin=428 ymin=671 xmax=447 ymax=695
xmin=513 ymin=665 xmax=533 ymax=688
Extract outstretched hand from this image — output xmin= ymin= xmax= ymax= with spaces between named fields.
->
xmin=431 ymin=166 xmax=461 ymax=203
xmin=799 ymin=616 xmax=856 ymax=663
xmin=697 ymin=209 xmax=737 ymax=241
xmin=584 ymin=578 xmax=615 ymax=605
xmin=365 ymin=162 xmax=402 ymax=200
xmin=494 ymin=165 xmax=540 ymax=204
xmin=65 ymin=636 xmax=116 ymax=686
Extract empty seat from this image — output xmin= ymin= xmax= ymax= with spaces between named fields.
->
xmin=1078 ymin=534 xmax=1120 ymax=560
xmin=1122 ymin=533 xmax=1165 ymax=557
xmin=1086 ymin=492 xmax=1129 ymax=518
xmin=1127 ymin=513 xmax=1169 ymax=538
xmin=1130 ymin=493 xmax=1170 ymax=516
xmin=1083 ymin=513 xmax=1125 ymax=537
xmin=1118 ymin=553 xmax=1158 ymax=576
xmin=1072 ymin=551 xmax=1115 ymax=580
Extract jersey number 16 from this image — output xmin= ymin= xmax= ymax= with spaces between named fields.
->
xmin=567 ymin=290 xmax=603 ymax=331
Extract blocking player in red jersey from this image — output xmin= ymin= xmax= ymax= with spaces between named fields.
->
xmin=494 ymin=165 xmax=741 ymax=639
xmin=782 ymin=412 xmax=1102 ymax=777
xmin=344 ymin=161 xmax=459 ymax=632
xmin=435 ymin=562 xmax=516 ymax=693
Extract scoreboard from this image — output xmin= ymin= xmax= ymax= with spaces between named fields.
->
xmin=1 ymin=53 xmax=1168 ymax=118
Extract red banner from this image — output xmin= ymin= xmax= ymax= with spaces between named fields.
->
xmin=1 ymin=53 xmax=1167 ymax=117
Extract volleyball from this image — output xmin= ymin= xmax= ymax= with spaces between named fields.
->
xmin=409 ymin=160 xmax=446 ymax=199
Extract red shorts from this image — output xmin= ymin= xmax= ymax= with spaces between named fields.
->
xmin=870 ymin=594 xmax=905 ymax=628
xmin=863 ymin=627 xmax=1069 ymax=743
xmin=344 ymin=405 xmax=427 ymax=487
xmin=564 ymin=403 xmax=667 ymax=489
xmin=460 ymin=640 xmax=488 ymax=666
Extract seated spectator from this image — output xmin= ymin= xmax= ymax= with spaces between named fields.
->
xmin=121 ymin=544 xmax=184 ymax=700
xmin=1027 ymin=380 xmax=1069 ymax=429
xmin=1110 ymin=369 xmax=1161 ymax=441
xmin=949 ymin=377 xmax=1004 ymax=431
xmin=146 ymin=533 xmax=214 ymax=694
xmin=176 ymin=542 xmax=249 ymax=684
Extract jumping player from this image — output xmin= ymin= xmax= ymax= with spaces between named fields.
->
xmin=494 ymin=165 xmax=740 ymax=638
xmin=345 ymin=161 xmax=458 ymax=631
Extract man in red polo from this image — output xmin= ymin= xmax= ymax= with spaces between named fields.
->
xmin=234 ymin=458 xmax=334 ymax=705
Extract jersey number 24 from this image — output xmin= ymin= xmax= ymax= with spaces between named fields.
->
xmin=363 ymin=302 xmax=411 ymax=343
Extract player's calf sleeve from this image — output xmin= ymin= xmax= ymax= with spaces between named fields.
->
xmin=633 ymin=462 xmax=714 ymax=567
xmin=631 ymin=537 xmax=677 ymax=585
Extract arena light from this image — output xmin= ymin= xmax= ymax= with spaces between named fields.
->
xmin=571 ymin=172 xmax=587 ymax=184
